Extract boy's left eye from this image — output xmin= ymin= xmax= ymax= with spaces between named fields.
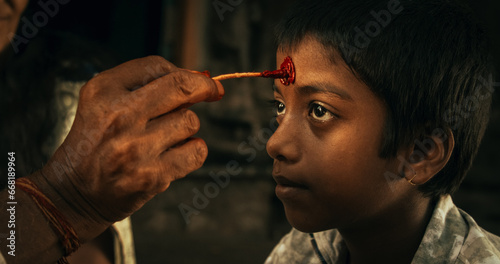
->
xmin=309 ymin=103 xmax=335 ymax=121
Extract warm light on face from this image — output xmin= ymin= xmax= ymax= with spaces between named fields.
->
xmin=266 ymin=36 xmax=405 ymax=233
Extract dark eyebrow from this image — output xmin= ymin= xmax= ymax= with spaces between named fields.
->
xmin=298 ymin=84 xmax=352 ymax=101
xmin=272 ymin=84 xmax=282 ymax=95
xmin=272 ymin=82 xmax=352 ymax=101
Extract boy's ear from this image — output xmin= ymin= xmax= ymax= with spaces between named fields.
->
xmin=402 ymin=129 xmax=455 ymax=185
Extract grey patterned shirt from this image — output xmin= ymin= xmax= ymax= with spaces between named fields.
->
xmin=265 ymin=195 xmax=500 ymax=264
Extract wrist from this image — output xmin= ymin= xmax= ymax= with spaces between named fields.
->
xmin=31 ymin=168 xmax=112 ymax=243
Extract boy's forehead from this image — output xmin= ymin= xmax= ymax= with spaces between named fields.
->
xmin=273 ymin=35 xmax=380 ymax=106
xmin=275 ymin=36 xmax=352 ymax=86
xmin=276 ymin=35 xmax=345 ymax=70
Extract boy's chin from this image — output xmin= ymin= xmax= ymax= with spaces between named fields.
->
xmin=284 ymin=207 xmax=334 ymax=233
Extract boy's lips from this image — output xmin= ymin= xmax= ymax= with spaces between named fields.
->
xmin=273 ymin=175 xmax=308 ymax=200
xmin=272 ymin=161 xmax=309 ymax=199
xmin=273 ymin=175 xmax=307 ymax=188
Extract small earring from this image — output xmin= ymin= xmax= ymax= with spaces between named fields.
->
xmin=405 ymin=168 xmax=418 ymax=186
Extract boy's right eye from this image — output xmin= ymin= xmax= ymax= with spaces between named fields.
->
xmin=274 ymin=100 xmax=286 ymax=116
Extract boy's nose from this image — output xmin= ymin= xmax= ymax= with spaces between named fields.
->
xmin=266 ymin=117 xmax=301 ymax=163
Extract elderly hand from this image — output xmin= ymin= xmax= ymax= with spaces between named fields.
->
xmin=34 ymin=55 xmax=224 ymax=241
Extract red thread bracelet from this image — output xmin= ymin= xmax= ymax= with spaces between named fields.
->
xmin=16 ymin=177 xmax=80 ymax=264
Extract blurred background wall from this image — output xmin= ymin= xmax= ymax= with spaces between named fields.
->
xmin=19 ymin=0 xmax=500 ymax=263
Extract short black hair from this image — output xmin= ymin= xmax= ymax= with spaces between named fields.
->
xmin=276 ymin=0 xmax=494 ymax=198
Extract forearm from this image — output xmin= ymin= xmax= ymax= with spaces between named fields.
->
xmin=0 ymin=171 xmax=112 ymax=264
xmin=0 ymin=173 xmax=65 ymax=263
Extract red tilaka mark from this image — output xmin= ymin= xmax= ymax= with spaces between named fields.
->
xmin=193 ymin=56 xmax=296 ymax=85
xmin=261 ymin=56 xmax=295 ymax=85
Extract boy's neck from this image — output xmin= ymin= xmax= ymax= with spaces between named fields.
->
xmin=338 ymin=196 xmax=436 ymax=264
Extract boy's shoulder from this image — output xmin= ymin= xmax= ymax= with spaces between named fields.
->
xmin=414 ymin=195 xmax=500 ymax=263
xmin=266 ymin=196 xmax=500 ymax=264
xmin=453 ymin=208 xmax=500 ymax=263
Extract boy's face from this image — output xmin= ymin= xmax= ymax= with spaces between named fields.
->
xmin=267 ymin=36 xmax=407 ymax=232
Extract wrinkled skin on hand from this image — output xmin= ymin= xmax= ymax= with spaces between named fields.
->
xmin=37 ymin=56 xmax=224 ymax=240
